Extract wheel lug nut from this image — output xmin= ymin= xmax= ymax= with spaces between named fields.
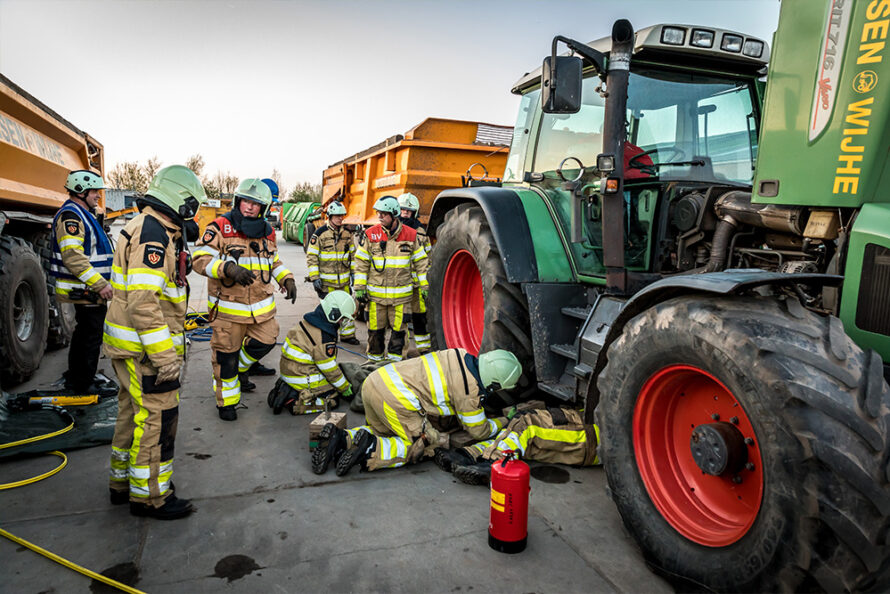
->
xmin=732 ymin=475 xmax=743 ymax=484
xmin=730 ymin=416 xmax=739 ymax=425
xmin=711 ymin=413 xmax=720 ymax=421
xmin=744 ymin=437 xmax=754 ymax=446
xmin=745 ymin=462 xmax=755 ymax=471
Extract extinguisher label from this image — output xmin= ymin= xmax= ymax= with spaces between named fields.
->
xmin=491 ymin=489 xmax=505 ymax=513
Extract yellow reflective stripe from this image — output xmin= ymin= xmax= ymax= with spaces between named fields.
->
xmin=193 ymin=246 xmax=219 ymax=258
xmin=368 ymin=284 xmax=413 ymax=299
xmin=138 ymin=325 xmax=174 ymax=354
xmin=593 ymin=424 xmax=601 ymax=465
xmin=458 ymin=408 xmax=488 ymax=427
xmin=273 ymin=265 xmax=290 ymax=283
xmin=525 ymin=425 xmax=588 ymax=445
xmin=382 ymin=401 xmax=409 ymax=440
xmin=282 ymin=338 xmax=314 ymax=363
xmin=59 ymin=237 xmax=83 ymax=250
xmin=422 ymin=353 xmax=451 ymax=415
xmin=103 ymin=321 xmax=142 ymax=352
xmin=368 ymin=301 xmax=378 ymax=328
xmin=377 ymin=435 xmax=408 ymax=463
xmin=209 ymin=295 xmax=276 ymax=317
xmin=393 ymin=304 xmax=404 ymax=330
xmin=316 ymin=359 xmax=337 ymax=371
xmin=378 ymin=365 xmax=421 ymax=411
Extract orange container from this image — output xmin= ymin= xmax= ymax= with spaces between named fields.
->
xmin=322 ymin=118 xmax=511 ymax=226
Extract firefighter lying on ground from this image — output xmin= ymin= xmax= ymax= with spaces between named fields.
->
xmin=267 ymin=290 xmax=356 ymax=414
xmin=396 ymin=192 xmax=432 ymax=355
xmin=192 ymin=178 xmax=296 ymax=421
xmin=433 ymin=406 xmax=601 ymax=486
xmin=311 ymin=349 xmax=522 ymax=476
xmin=353 ymin=195 xmax=429 ymax=362
xmin=305 ymin=201 xmax=359 ymax=344
xmin=103 ymin=165 xmax=206 ymax=520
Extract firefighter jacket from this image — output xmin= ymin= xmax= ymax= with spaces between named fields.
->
xmin=371 ymin=348 xmax=504 ymax=441
xmin=306 ymin=222 xmax=354 ymax=289
xmin=399 ymin=216 xmax=431 ymax=255
xmin=192 ymin=214 xmax=293 ymax=324
xmin=102 ymin=206 xmax=187 ymax=367
xmin=280 ymin=307 xmax=349 ymax=396
xmin=50 ymin=199 xmax=113 ymax=303
xmin=353 ymin=220 xmax=428 ymax=305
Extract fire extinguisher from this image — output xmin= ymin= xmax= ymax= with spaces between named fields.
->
xmin=488 ymin=451 xmax=530 ymax=554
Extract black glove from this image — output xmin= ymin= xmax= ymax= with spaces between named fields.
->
xmin=284 ymin=278 xmax=297 ymax=303
xmin=313 ymin=278 xmax=325 ymax=295
xmin=268 ymin=380 xmax=297 ymax=415
xmin=224 ymin=261 xmax=255 ymax=286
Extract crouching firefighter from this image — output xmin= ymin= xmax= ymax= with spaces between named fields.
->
xmin=305 ymin=201 xmax=358 ymax=345
xmin=311 ymin=348 xmax=522 ymax=476
xmin=193 ymin=178 xmax=296 ymax=421
xmin=434 ymin=406 xmax=601 ymax=486
xmin=353 ymin=195 xmax=429 ymax=362
xmin=268 ymin=290 xmax=356 ymax=415
xmin=102 ymin=165 xmax=205 ymax=520
xmin=396 ymin=192 xmax=432 ymax=354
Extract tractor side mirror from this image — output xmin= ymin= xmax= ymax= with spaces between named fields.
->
xmin=542 ymin=55 xmax=582 ymax=114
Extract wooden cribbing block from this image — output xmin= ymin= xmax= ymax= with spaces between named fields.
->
xmin=308 ymin=411 xmax=347 ymax=451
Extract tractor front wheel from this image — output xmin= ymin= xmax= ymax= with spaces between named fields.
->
xmin=598 ymin=295 xmax=890 ymax=592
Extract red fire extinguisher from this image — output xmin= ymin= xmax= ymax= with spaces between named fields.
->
xmin=488 ymin=451 xmax=530 ymax=553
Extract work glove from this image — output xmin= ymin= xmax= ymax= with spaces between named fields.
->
xmin=312 ymin=278 xmax=326 ymax=299
xmin=342 ymin=385 xmax=353 ymax=399
xmin=268 ymin=380 xmax=297 ymax=415
xmin=224 ymin=261 xmax=255 ymax=286
xmin=420 ymin=289 xmax=429 ymax=302
xmin=283 ymin=278 xmax=297 ymax=303
xmin=354 ymin=289 xmax=369 ymax=302
xmin=156 ymin=361 xmax=182 ymax=383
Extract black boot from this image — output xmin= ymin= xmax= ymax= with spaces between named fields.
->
xmin=453 ymin=461 xmax=492 ymax=486
xmin=239 ymin=374 xmax=256 ymax=393
xmin=433 ymin=447 xmax=478 ymax=474
xmin=248 ymin=361 xmax=276 ymax=376
xmin=218 ymin=405 xmax=237 ymax=421
xmin=311 ymin=423 xmax=348 ymax=474
xmin=129 ymin=494 xmax=195 ymax=520
xmin=341 ymin=336 xmax=360 ymax=345
xmin=110 ymin=489 xmax=129 ymax=505
xmin=336 ymin=429 xmax=375 ymax=476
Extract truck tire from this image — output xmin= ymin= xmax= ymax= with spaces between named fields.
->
xmin=427 ymin=203 xmax=533 ymax=377
xmin=30 ymin=230 xmax=75 ymax=349
xmin=0 ymin=235 xmax=49 ymax=385
xmin=597 ymin=295 xmax=890 ymax=592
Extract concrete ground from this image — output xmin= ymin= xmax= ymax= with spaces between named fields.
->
xmin=0 ymin=233 xmax=672 ymax=593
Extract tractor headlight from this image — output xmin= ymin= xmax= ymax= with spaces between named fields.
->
xmin=742 ymin=39 xmax=764 ymax=58
xmin=721 ymin=34 xmax=743 ymax=53
xmin=661 ymin=26 xmax=686 ymax=46
xmin=691 ymin=29 xmax=714 ymax=48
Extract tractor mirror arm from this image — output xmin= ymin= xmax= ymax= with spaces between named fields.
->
xmin=551 ymin=35 xmax=606 ymax=78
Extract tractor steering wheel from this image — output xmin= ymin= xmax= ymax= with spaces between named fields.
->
xmin=628 ymin=146 xmax=687 ymax=170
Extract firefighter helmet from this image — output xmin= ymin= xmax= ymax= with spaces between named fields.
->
xmin=321 ymin=290 xmax=357 ymax=323
xmin=235 ymin=178 xmax=273 ymax=215
xmin=397 ymin=192 xmax=420 ymax=213
xmin=326 ymin=201 xmax=347 ymax=216
xmin=144 ymin=165 xmax=207 ymax=220
xmin=373 ymin=195 xmax=401 ymax=216
xmin=65 ymin=170 xmax=105 ymax=194
xmin=478 ymin=350 xmax=522 ymax=391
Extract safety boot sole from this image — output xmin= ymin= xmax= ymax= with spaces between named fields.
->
xmin=433 ymin=447 xmax=476 ymax=474
xmin=453 ymin=462 xmax=492 ymax=486
xmin=335 ymin=430 xmax=374 ymax=477
xmin=311 ymin=423 xmax=346 ymax=475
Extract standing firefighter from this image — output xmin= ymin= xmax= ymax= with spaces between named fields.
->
xmin=103 ymin=165 xmax=205 ymax=520
xmin=397 ymin=192 xmax=432 ymax=354
xmin=193 ymin=178 xmax=296 ymax=421
xmin=305 ymin=201 xmax=358 ymax=345
xmin=434 ymin=406 xmax=601 ymax=485
xmin=311 ymin=348 xmax=522 ymax=476
xmin=50 ymin=170 xmax=114 ymax=392
xmin=353 ymin=195 xmax=429 ymax=362
xmin=267 ymin=290 xmax=356 ymax=414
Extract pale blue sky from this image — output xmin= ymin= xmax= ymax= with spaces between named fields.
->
xmin=0 ymin=0 xmax=781 ymax=190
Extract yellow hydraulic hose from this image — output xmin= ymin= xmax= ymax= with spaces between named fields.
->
xmin=0 ymin=407 xmax=146 ymax=593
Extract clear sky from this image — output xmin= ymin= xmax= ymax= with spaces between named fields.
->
xmin=0 ymin=0 xmax=781 ymax=192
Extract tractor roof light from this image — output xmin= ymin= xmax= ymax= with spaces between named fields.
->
xmin=742 ymin=39 xmax=764 ymax=58
xmin=691 ymin=29 xmax=714 ymax=48
xmin=721 ymin=33 xmax=743 ymax=53
xmin=661 ymin=26 xmax=686 ymax=46
xmin=597 ymin=153 xmax=616 ymax=175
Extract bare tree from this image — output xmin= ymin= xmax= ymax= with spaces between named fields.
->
xmin=185 ymin=153 xmax=205 ymax=178
xmin=287 ymin=181 xmax=322 ymax=203
xmin=143 ymin=156 xmax=162 ymax=181
xmin=107 ymin=161 xmax=149 ymax=193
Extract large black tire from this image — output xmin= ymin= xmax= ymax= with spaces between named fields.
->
xmin=597 ymin=295 xmax=890 ymax=592
xmin=30 ymin=230 xmax=75 ymax=349
xmin=0 ymin=235 xmax=49 ymax=385
xmin=427 ymin=204 xmax=533 ymax=385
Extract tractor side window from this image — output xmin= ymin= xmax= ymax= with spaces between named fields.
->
xmin=696 ymin=85 xmax=757 ymax=182
xmin=533 ymin=77 xmax=605 ymax=174
xmin=504 ymin=91 xmax=539 ymax=183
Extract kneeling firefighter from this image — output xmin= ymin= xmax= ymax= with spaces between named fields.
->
xmin=268 ymin=290 xmax=356 ymax=414
xmin=102 ymin=165 xmax=205 ymax=520
xmin=305 ymin=201 xmax=358 ymax=345
xmin=193 ymin=178 xmax=296 ymax=421
xmin=397 ymin=192 xmax=432 ymax=354
xmin=311 ymin=348 xmax=522 ymax=476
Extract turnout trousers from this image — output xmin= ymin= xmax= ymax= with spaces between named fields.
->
xmin=408 ymin=289 xmax=431 ymax=354
xmin=367 ymin=301 xmax=406 ymax=362
xmin=210 ymin=317 xmax=279 ymax=407
xmin=109 ymin=357 xmax=180 ymax=507
xmin=65 ymin=303 xmax=107 ymax=391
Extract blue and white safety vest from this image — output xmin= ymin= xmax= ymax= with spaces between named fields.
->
xmin=50 ymin=199 xmax=114 ymax=297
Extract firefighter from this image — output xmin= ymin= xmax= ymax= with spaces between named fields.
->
xmin=192 ymin=178 xmax=296 ymax=421
xmin=353 ymin=195 xmax=429 ymax=362
xmin=305 ymin=201 xmax=359 ymax=345
xmin=311 ymin=348 xmax=522 ymax=476
xmin=397 ymin=192 xmax=432 ymax=354
xmin=102 ymin=165 xmax=205 ymax=519
xmin=434 ymin=406 xmax=601 ymax=486
xmin=267 ymin=290 xmax=356 ymax=415
xmin=50 ymin=170 xmax=114 ymax=392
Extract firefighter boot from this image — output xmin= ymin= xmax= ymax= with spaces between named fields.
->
xmin=239 ymin=373 xmax=256 ymax=393
xmin=433 ymin=447 xmax=478 ymax=474
xmin=130 ymin=494 xmax=195 ymax=520
xmin=311 ymin=423 xmax=348 ymax=474
xmin=341 ymin=336 xmax=360 ymax=346
xmin=110 ymin=489 xmax=129 ymax=505
xmin=218 ymin=405 xmax=238 ymax=421
xmin=248 ymin=361 xmax=276 ymax=376
xmin=336 ymin=429 xmax=375 ymax=476
xmin=453 ymin=461 xmax=493 ymax=486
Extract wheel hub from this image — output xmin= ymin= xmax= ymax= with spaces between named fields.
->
xmin=13 ymin=280 xmax=36 ymax=341
xmin=690 ymin=422 xmax=748 ymax=476
xmin=441 ymin=249 xmax=484 ymax=355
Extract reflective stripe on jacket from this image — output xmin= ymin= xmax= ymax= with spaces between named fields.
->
xmin=50 ymin=199 xmax=113 ymax=302
xmin=353 ymin=221 xmax=428 ymax=305
xmin=279 ymin=320 xmax=349 ymax=396
xmin=102 ymin=206 xmax=186 ymax=366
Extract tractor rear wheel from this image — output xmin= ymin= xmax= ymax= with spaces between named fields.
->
xmin=597 ymin=295 xmax=890 ymax=592
xmin=427 ymin=204 xmax=533 ymax=378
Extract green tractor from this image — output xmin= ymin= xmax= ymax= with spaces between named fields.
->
xmin=426 ymin=1 xmax=890 ymax=590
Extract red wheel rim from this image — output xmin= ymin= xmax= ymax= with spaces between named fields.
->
xmin=633 ymin=365 xmax=763 ymax=547
xmin=441 ymin=249 xmax=484 ymax=355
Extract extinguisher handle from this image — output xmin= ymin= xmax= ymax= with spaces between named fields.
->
xmin=500 ymin=450 xmax=516 ymax=467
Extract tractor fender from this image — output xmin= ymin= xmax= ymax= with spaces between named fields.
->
xmin=428 ymin=187 xmax=539 ymax=283
xmin=583 ymin=269 xmax=844 ymax=416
